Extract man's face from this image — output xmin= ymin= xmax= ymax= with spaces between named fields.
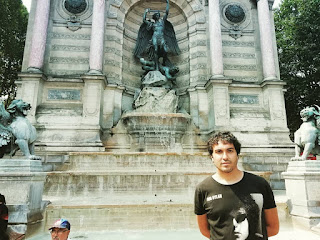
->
xmin=233 ymin=211 xmax=249 ymax=240
xmin=211 ymin=141 xmax=239 ymax=174
xmin=50 ymin=228 xmax=70 ymax=240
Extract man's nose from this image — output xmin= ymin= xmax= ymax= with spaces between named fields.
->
xmin=222 ymin=151 xmax=228 ymax=159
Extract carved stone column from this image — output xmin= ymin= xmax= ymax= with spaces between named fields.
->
xmin=205 ymin=79 xmax=232 ymax=128
xmin=282 ymin=161 xmax=320 ymax=228
xmin=0 ymin=159 xmax=46 ymax=235
xmin=208 ymin=0 xmax=224 ymax=78
xmin=257 ymin=0 xmax=277 ymax=80
xmin=82 ymin=74 xmax=107 ymax=126
xmin=27 ymin=0 xmax=50 ymax=72
xmin=16 ymin=73 xmax=47 ymax=124
xmin=188 ymin=87 xmax=209 ymax=131
xmin=261 ymin=80 xmax=287 ymax=129
xmin=88 ymin=0 xmax=106 ymax=74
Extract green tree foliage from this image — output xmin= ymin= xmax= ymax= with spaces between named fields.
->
xmin=274 ymin=0 xmax=320 ymax=138
xmin=0 ymin=0 xmax=28 ymax=104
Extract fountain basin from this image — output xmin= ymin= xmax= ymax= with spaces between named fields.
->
xmin=122 ymin=112 xmax=191 ymax=152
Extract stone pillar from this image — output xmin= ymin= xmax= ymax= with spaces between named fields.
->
xmin=16 ymin=73 xmax=47 ymax=124
xmin=257 ymin=0 xmax=277 ymax=80
xmin=0 ymin=159 xmax=46 ymax=235
xmin=82 ymin=74 xmax=107 ymax=126
xmin=88 ymin=0 xmax=106 ymax=74
xmin=282 ymin=161 xmax=320 ymax=228
xmin=205 ymin=79 xmax=232 ymax=128
xmin=261 ymin=81 xmax=287 ymax=129
xmin=208 ymin=0 xmax=224 ymax=78
xmin=188 ymin=87 xmax=209 ymax=131
xmin=27 ymin=0 xmax=50 ymax=72
xmin=102 ymin=84 xmax=125 ymax=129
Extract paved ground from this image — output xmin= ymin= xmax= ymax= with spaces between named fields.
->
xmin=27 ymin=226 xmax=320 ymax=240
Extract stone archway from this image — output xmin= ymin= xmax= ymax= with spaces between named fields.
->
xmin=103 ymin=0 xmax=207 ymax=93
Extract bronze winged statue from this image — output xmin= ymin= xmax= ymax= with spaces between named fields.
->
xmin=134 ymin=0 xmax=180 ymax=83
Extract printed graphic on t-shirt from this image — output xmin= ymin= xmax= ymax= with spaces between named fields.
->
xmin=229 ymin=193 xmax=264 ymax=240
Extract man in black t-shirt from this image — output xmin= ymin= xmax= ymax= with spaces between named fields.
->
xmin=194 ymin=132 xmax=279 ymax=240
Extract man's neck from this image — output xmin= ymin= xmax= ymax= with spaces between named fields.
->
xmin=213 ymin=169 xmax=244 ymax=185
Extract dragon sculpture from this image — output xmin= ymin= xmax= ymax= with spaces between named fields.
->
xmin=292 ymin=105 xmax=320 ymax=161
xmin=0 ymin=99 xmax=41 ymax=160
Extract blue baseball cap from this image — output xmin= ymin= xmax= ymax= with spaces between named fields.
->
xmin=49 ymin=218 xmax=71 ymax=230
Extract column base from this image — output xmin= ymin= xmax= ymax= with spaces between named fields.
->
xmin=87 ymin=69 xmax=103 ymax=75
xmin=210 ymin=74 xmax=225 ymax=80
xmin=0 ymin=159 xmax=46 ymax=235
xmin=282 ymin=160 xmax=320 ymax=228
xmin=26 ymin=67 xmax=42 ymax=73
xmin=262 ymin=76 xmax=278 ymax=81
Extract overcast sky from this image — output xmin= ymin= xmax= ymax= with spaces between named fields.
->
xmin=21 ymin=0 xmax=282 ymax=12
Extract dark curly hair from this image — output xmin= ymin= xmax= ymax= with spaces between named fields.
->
xmin=207 ymin=131 xmax=241 ymax=156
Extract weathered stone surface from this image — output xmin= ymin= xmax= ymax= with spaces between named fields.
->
xmin=0 ymin=159 xmax=42 ymax=172
xmin=0 ymin=159 xmax=46 ymax=234
xmin=282 ymin=161 xmax=320 ymax=228
xmin=141 ymin=71 xmax=167 ymax=87
xmin=134 ymin=87 xmax=178 ymax=113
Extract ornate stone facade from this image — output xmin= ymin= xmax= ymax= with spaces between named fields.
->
xmin=19 ymin=0 xmax=292 ymax=186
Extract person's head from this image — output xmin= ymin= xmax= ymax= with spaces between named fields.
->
xmin=152 ymin=11 xmax=160 ymax=21
xmin=49 ymin=218 xmax=71 ymax=240
xmin=0 ymin=194 xmax=6 ymax=204
xmin=207 ymin=132 xmax=241 ymax=156
xmin=207 ymin=132 xmax=241 ymax=174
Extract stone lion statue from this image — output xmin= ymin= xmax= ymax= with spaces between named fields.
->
xmin=0 ymin=99 xmax=41 ymax=160
xmin=292 ymin=105 xmax=320 ymax=161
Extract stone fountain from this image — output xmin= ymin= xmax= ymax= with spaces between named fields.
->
xmin=116 ymin=71 xmax=192 ymax=152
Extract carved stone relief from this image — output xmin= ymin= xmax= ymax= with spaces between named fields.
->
xmin=230 ymin=94 xmax=259 ymax=105
xmin=47 ymin=89 xmax=81 ymax=101
xmin=220 ymin=1 xmax=252 ymax=40
xmin=55 ymin=0 xmax=93 ymax=31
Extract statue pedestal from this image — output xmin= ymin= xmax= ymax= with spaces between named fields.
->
xmin=0 ymin=159 xmax=46 ymax=235
xmin=282 ymin=160 xmax=320 ymax=228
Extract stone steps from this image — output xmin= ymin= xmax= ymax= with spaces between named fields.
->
xmin=40 ymin=190 xmax=289 ymax=232
xmin=45 ymin=203 xmax=197 ymax=231
xmin=44 ymin=171 xmax=210 ymax=197
xmin=40 ymin=152 xmax=274 ymax=233
xmin=59 ymin=152 xmax=212 ymax=171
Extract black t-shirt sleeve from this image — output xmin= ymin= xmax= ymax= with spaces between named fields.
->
xmin=194 ymin=186 xmax=207 ymax=215
xmin=262 ymin=178 xmax=276 ymax=210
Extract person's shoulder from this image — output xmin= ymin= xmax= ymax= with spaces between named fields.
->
xmin=244 ymin=171 xmax=269 ymax=184
xmin=196 ymin=176 xmax=214 ymax=189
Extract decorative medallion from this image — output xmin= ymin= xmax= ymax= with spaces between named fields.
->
xmin=225 ymin=4 xmax=245 ymax=24
xmin=64 ymin=0 xmax=87 ymax=15
xmin=221 ymin=2 xmax=251 ymax=40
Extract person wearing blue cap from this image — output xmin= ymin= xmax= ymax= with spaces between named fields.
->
xmin=49 ymin=218 xmax=71 ymax=240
